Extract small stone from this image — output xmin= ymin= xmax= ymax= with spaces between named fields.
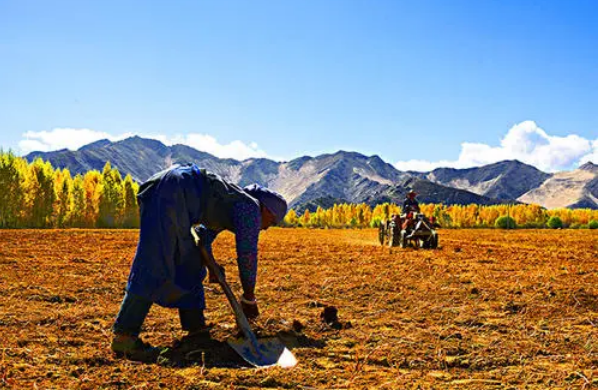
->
xmin=292 ymin=320 xmax=305 ymax=333
xmin=321 ymin=306 xmax=339 ymax=325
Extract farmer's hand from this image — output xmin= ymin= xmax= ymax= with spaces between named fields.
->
xmin=240 ymin=294 xmax=259 ymax=320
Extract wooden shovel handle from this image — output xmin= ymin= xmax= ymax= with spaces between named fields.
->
xmin=190 ymin=227 xmax=261 ymax=349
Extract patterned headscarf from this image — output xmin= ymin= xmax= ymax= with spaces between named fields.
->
xmin=243 ymin=184 xmax=288 ymax=224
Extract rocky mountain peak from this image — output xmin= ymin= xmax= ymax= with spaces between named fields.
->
xmin=22 ymin=136 xmax=597 ymax=210
xmin=579 ymin=161 xmax=597 ymax=172
xmin=78 ymin=139 xmax=111 ymax=151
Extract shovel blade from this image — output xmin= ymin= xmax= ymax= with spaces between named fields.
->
xmin=227 ymin=337 xmax=297 ymax=368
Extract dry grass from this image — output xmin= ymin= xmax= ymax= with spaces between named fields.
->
xmin=0 ymin=228 xmax=597 ymax=389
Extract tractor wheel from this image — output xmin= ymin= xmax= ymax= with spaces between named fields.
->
xmin=429 ymin=232 xmax=439 ymax=249
xmin=378 ymin=224 xmax=386 ymax=246
xmin=399 ymin=230 xmax=408 ymax=248
xmin=420 ymin=238 xmax=429 ymax=249
xmin=387 ymin=225 xmax=395 ymax=247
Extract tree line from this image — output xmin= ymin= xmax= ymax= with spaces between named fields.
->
xmin=0 ymin=152 xmax=139 ymax=228
xmin=1 ymin=151 xmax=597 ymax=229
xmin=283 ymin=202 xmax=598 ymax=229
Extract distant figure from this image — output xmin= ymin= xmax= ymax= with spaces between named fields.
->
xmin=403 ymin=190 xmax=420 ymax=214
xmin=111 ymin=163 xmax=287 ymax=362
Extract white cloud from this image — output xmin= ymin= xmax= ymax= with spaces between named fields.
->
xmin=579 ymin=140 xmax=598 ymax=166
xmin=165 ymin=134 xmax=269 ymax=160
xmin=19 ymin=128 xmax=129 ymax=153
xmin=394 ymin=159 xmax=456 ymax=172
xmin=19 ymin=128 xmax=272 ymax=161
xmin=395 ymin=121 xmax=597 ymax=172
xmin=19 ymin=139 xmax=50 ymax=154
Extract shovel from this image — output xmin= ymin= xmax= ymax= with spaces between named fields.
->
xmin=191 ymin=227 xmax=297 ymax=368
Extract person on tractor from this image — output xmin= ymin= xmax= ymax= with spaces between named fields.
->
xmin=111 ymin=164 xmax=287 ymax=362
xmin=403 ymin=190 xmax=420 ymax=214
xmin=401 ymin=190 xmax=420 ymax=230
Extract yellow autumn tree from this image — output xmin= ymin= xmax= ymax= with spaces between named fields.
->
xmin=70 ymin=174 xmax=86 ymax=228
xmin=283 ymin=209 xmax=298 ymax=226
xmin=0 ymin=151 xmax=26 ymax=227
xmin=54 ymin=168 xmax=73 ymax=227
xmin=98 ymin=162 xmax=124 ymax=228
xmin=122 ymin=174 xmax=140 ymax=228
xmin=300 ymin=209 xmax=311 ymax=227
xmin=24 ymin=158 xmax=56 ymax=228
xmin=82 ymin=170 xmax=102 ymax=228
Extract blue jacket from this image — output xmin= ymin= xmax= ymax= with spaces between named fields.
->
xmin=126 ymin=164 xmax=261 ymax=309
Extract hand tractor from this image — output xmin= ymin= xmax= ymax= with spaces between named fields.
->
xmin=379 ymin=212 xmax=439 ymax=249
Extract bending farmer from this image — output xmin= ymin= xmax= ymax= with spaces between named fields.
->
xmin=111 ymin=164 xmax=287 ymax=361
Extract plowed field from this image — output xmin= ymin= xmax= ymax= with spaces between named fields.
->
xmin=1 ymin=228 xmax=597 ymax=389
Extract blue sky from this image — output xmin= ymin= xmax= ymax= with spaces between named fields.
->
xmin=1 ymin=0 xmax=597 ymax=171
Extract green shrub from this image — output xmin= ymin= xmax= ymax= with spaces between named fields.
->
xmin=589 ymin=220 xmax=598 ymax=229
xmin=495 ymin=216 xmax=517 ymax=229
xmin=547 ymin=216 xmax=563 ymax=229
xmin=579 ymin=224 xmax=589 ymax=229
xmin=569 ymin=222 xmax=581 ymax=229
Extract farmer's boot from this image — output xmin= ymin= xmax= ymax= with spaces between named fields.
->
xmin=185 ymin=324 xmax=212 ymax=339
xmin=111 ymin=334 xmax=162 ymax=363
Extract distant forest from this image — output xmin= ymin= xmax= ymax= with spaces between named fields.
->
xmin=284 ymin=202 xmax=598 ymax=229
xmin=0 ymin=152 xmax=139 ymax=228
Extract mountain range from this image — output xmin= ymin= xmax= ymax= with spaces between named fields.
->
xmin=25 ymin=136 xmax=598 ymax=210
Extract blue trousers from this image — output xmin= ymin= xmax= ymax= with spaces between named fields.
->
xmin=126 ymin=165 xmax=207 ymax=309
xmin=113 ymin=291 xmax=206 ymax=337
